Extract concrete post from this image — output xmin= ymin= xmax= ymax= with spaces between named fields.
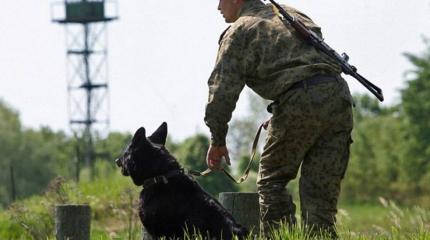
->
xmin=55 ymin=204 xmax=91 ymax=240
xmin=219 ymin=192 xmax=260 ymax=234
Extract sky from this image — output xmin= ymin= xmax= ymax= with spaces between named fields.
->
xmin=0 ymin=0 xmax=429 ymax=141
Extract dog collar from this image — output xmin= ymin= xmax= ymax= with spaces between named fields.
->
xmin=143 ymin=169 xmax=184 ymax=189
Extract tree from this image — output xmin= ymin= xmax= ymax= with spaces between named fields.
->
xmin=352 ymin=94 xmax=398 ymax=122
xmin=342 ymin=104 xmax=407 ymax=203
xmin=0 ymin=99 xmax=77 ymax=206
xmin=0 ymin=99 xmax=22 ymax=205
xmin=401 ymin=39 xmax=430 ymax=189
xmin=14 ymin=128 xmax=67 ymax=200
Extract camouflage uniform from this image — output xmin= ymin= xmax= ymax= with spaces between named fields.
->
xmin=205 ymin=0 xmax=353 ymax=236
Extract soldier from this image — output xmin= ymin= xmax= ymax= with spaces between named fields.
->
xmin=205 ymin=0 xmax=353 ymax=238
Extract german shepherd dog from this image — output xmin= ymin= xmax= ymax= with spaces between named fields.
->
xmin=116 ymin=122 xmax=248 ymax=239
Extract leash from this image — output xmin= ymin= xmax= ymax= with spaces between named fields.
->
xmin=189 ymin=122 xmax=266 ymax=184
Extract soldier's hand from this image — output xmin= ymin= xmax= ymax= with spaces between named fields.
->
xmin=206 ymin=145 xmax=231 ymax=171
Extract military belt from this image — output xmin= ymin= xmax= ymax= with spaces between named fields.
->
xmin=267 ymin=74 xmax=341 ymax=113
xmin=289 ymin=74 xmax=341 ymax=91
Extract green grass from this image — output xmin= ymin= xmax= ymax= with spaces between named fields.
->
xmin=0 ymin=162 xmax=142 ymax=240
xmin=0 ymin=163 xmax=429 ymax=239
xmin=338 ymin=203 xmax=389 ymax=233
xmin=336 ymin=199 xmax=430 ymax=239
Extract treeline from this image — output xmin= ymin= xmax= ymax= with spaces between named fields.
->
xmin=1 ymin=41 xmax=430 ymax=208
xmin=0 ymin=100 xmax=238 ymax=207
xmin=0 ymin=100 xmax=132 ymax=206
xmin=342 ymin=42 xmax=430 ymax=206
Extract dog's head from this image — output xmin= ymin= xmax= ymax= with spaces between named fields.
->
xmin=115 ymin=122 xmax=179 ymax=186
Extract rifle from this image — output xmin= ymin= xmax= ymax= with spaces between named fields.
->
xmin=266 ymin=0 xmax=384 ymax=102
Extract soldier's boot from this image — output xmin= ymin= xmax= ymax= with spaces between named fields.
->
xmin=300 ymin=203 xmax=338 ymax=239
xmin=257 ymin=181 xmax=296 ymax=237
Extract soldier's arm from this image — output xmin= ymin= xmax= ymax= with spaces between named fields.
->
xmin=204 ymin=27 xmax=246 ymax=146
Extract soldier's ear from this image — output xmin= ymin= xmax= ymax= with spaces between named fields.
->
xmin=132 ymin=127 xmax=147 ymax=145
xmin=148 ymin=122 xmax=168 ymax=146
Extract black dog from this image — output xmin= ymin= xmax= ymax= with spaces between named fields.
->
xmin=116 ymin=122 xmax=248 ymax=239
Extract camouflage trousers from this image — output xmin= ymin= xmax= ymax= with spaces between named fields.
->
xmin=257 ymin=77 xmax=353 ymax=237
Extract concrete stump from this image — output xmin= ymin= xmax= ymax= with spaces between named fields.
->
xmin=219 ymin=192 xmax=260 ymax=233
xmin=55 ymin=204 xmax=91 ymax=240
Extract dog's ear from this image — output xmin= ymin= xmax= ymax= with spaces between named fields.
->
xmin=148 ymin=122 xmax=168 ymax=145
xmin=132 ymin=127 xmax=147 ymax=145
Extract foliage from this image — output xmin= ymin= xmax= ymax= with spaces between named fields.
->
xmin=0 ymin=100 xmax=76 ymax=206
xmin=0 ymin=98 xmax=134 ymax=207
xmin=339 ymin=38 xmax=430 ymax=206
xmin=0 ymin=163 xmax=142 ymax=240
xmin=0 ymin=177 xmax=69 ymax=240
xmin=341 ymin=94 xmax=409 ymax=203
xmin=94 ymin=132 xmax=132 ymax=163
xmin=0 ymin=99 xmax=22 ymax=206
xmin=15 ymin=128 xmax=74 ymax=200
xmin=401 ymin=38 xmax=430 ymax=193
xmin=337 ymin=199 xmax=430 ymax=239
xmin=0 ymin=155 xmax=429 ymax=239
xmin=341 ymin=41 xmax=430 ymax=206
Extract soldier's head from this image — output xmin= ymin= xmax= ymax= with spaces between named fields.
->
xmin=218 ymin=0 xmax=247 ymax=23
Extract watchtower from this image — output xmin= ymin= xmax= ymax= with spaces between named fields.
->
xmin=52 ymin=0 xmax=118 ymax=178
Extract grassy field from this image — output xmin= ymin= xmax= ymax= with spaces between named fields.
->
xmin=336 ymin=203 xmax=429 ymax=239
xmin=0 ymin=166 xmax=429 ymax=239
xmin=338 ymin=203 xmax=391 ymax=233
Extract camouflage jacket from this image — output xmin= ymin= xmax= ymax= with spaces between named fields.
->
xmin=205 ymin=0 xmax=341 ymax=146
